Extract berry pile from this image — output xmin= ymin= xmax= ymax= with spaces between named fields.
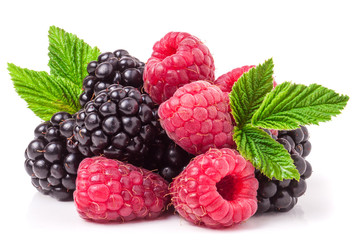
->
xmin=17 ymin=29 xmax=343 ymax=230
xmin=256 ymin=126 xmax=312 ymax=213
xmin=24 ymin=112 xmax=84 ymax=201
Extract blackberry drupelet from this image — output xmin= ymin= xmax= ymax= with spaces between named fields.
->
xmin=256 ymin=126 xmax=313 ymax=213
xmin=79 ymin=49 xmax=145 ymax=107
xmin=24 ymin=112 xmax=85 ymax=201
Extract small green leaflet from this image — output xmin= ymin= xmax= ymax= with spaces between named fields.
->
xmin=8 ymin=63 xmax=82 ymax=121
xmin=251 ymin=82 xmax=350 ymax=130
xmin=48 ymin=25 xmax=101 ymax=87
xmin=233 ymin=125 xmax=300 ymax=181
xmin=229 ymin=58 xmax=274 ymax=129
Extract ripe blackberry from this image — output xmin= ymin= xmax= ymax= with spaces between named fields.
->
xmin=256 ymin=126 xmax=313 ymax=213
xmin=79 ymin=49 xmax=145 ymax=107
xmin=144 ymin=130 xmax=194 ymax=182
xmin=74 ymin=85 xmax=161 ymax=167
xmin=24 ymin=112 xmax=85 ymax=201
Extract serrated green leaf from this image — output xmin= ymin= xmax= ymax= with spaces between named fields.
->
xmin=233 ymin=125 xmax=300 ymax=181
xmin=251 ymin=82 xmax=350 ymax=130
xmin=48 ymin=25 xmax=101 ymax=86
xmin=8 ymin=63 xmax=82 ymax=121
xmin=229 ymin=58 xmax=274 ymax=129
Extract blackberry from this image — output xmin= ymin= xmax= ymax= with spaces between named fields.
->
xmin=24 ymin=112 xmax=85 ymax=201
xmin=256 ymin=126 xmax=313 ymax=213
xmin=144 ymin=130 xmax=194 ymax=182
xmin=74 ymin=85 xmax=160 ymax=166
xmin=79 ymin=49 xmax=145 ymax=107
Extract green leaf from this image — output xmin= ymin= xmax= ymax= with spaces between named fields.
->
xmin=8 ymin=63 xmax=82 ymax=121
xmin=251 ymin=82 xmax=350 ymax=130
xmin=48 ymin=25 xmax=101 ymax=86
xmin=229 ymin=58 xmax=274 ymax=129
xmin=233 ymin=125 xmax=300 ymax=181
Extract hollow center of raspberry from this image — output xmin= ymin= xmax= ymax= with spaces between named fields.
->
xmin=160 ymin=46 xmax=177 ymax=60
xmin=216 ymin=174 xmax=241 ymax=201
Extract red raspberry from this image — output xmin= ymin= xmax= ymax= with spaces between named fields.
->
xmin=215 ymin=66 xmax=278 ymax=136
xmin=214 ymin=66 xmax=278 ymax=93
xmin=214 ymin=65 xmax=255 ymax=92
xmin=144 ymin=32 xmax=215 ymax=104
xmin=158 ymin=81 xmax=235 ymax=155
xmin=74 ymin=156 xmax=170 ymax=222
xmin=170 ymin=148 xmax=258 ymax=228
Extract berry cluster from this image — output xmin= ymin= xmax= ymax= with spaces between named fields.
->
xmin=21 ymin=33 xmax=316 ymax=229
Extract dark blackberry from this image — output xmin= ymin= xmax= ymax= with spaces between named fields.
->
xmin=144 ymin=131 xmax=194 ymax=182
xmin=79 ymin=49 xmax=145 ymax=107
xmin=256 ymin=126 xmax=313 ymax=213
xmin=24 ymin=112 xmax=85 ymax=201
xmin=74 ymin=85 xmax=159 ymax=166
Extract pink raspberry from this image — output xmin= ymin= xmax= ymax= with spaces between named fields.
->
xmin=144 ymin=32 xmax=215 ymax=104
xmin=158 ymin=81 xmax=235 ymax=155
xmin=170 ymin=148 xmax=258 ymax=228
xmin=215 ymin=66 xmax=278 ymax=136
xmin=214 ymin=65 xmax=278 ymax=93
xmin=214 ymin=65 xmax=255 ymax=92
xmin=74 ymin=156 xmax=170 ymax=222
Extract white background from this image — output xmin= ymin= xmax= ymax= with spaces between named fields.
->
xmin=1 ymin=0 xmax=359 ymax=239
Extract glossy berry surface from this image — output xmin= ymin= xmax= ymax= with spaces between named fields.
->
xmin=74 ymin=156 xmax=169 ymax=222
xmin=144 ymin=132 xmax=194 ymax=182
xmin=79 ymin=49 xmax=144 ymax=107
xmin=256 ymin=126 xmax=313 ymax=213
xmin=170 ymin=148 xmax=258 ymax=228
xmin=74 ymin=85 xmax=162 ymax=167
xmin=144 ymin=32 xmax=215 ymax=104
xmin=24 ymin=112 xmax=84 ymax=201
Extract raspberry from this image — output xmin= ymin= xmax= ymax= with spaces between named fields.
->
xmin=170 ymin=148 xmax=258 ymax=228
xmin=74 ymin=156 xmax=170 ymax=222
xmin=158 ymin=81 xmax=235 ymax=155
xmin=214 ymin=65 xmax=255 ymax=92
xmin=214 ymin=66 xmax=278 ymax=137
xmin=24 ymin=112 xmax=85 ymax=201
xmin=79 ymin=49 xmax=144 ymax=107
xmin=144 ymin=32 xmax=215 ymax=104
